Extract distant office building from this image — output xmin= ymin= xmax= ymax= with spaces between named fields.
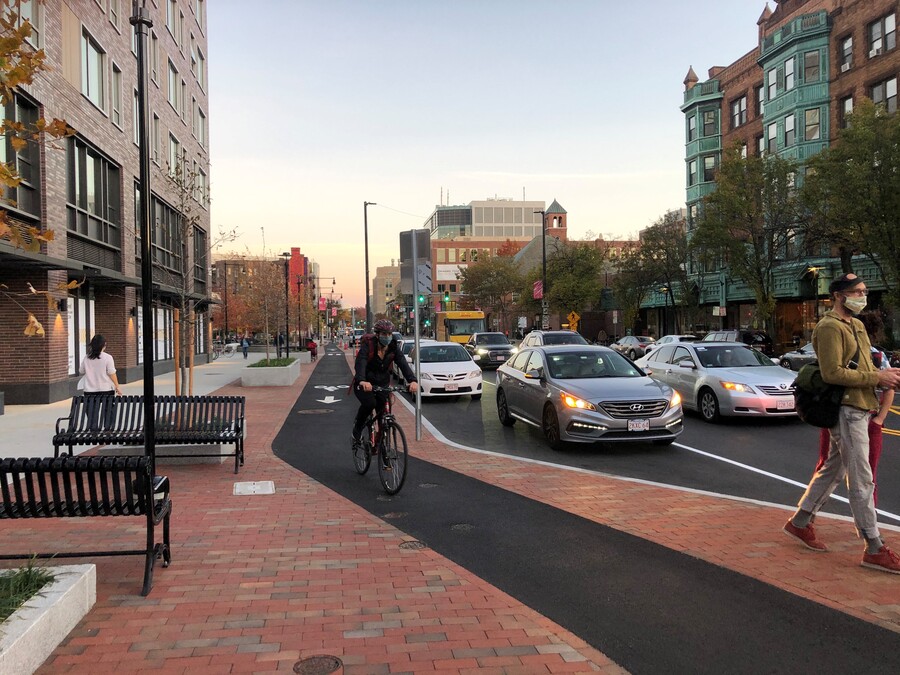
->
xmin=372 ymin=263 xmax=401 ymax=316
xmin=0 ymin=0 xmax=211 ymax=403
xmin=678 ymin=0 xmax=899 ymax=345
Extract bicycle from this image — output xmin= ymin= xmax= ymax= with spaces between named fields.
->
xmin=211 ymin=343 xmax=224 ymax=360
xmin=352 ymin=384 xmax=409 ymax=494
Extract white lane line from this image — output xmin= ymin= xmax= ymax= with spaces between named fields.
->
xmin=394 ymin=394 xmax=900 ymax=528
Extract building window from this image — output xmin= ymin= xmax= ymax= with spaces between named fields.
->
xmin=151 ymin=194 xmax=181 ymax=272
xmin=17 ymin=0 xmax=40 ymax=47
xmin=730 ymin=96 xmax=747 ymax=128
xmin=740 ymin=143 xmax=747 ymax=159
xmin=784 ymin=114 xmax=795 ymax=146
xmin=111 ymin=64 xmax=122 ymax=127
xmin=193 ymin=105 xmax=206 ymax=147
xmin=168 ymin=60 xmax=179 ymax=111
xmin=166 ymin=0 xmax=177 ymax=37
xmin=66 ymin=137 xmax=121 ymax=248
xmin=195 ymin=168 xmax=207 ymax=204
xmin=688 ymin=159 xmax=697 ymax=186
xmin=168 ymin=133 xmax=181 ymax=175
xmin=803 ymin=51 xmax=820 ymax=82
xmin=150 ymin=32 xmax=159 ymax=83
xmin=767 ymin=68 xmax=777 ymax=99
xmin=804 ymin=109 xmax=820 ymax=141
xmin=868 ymin=13 xmax=896 ymax=56
xmin=687 ymin=115 xmax=696 ymax=142
xmin=0 ymin=95 xmax=40 ymax=218
xmin=756 ymin=134 xmax=764 ymax=156
xmin=197 ymin=49 xmax=206 ymax=90
xmin=755 ymin=85 xmax=764 ymax=116
xmin=703 ymin=155 xmax=716 ymax=182
xmin=190 ymin=34 xmax=196 ymax=75
xmin=152 ymin=113 xmax=160 ymax=162
xmin=872 ymin=76 xmax=898 ymax=113
xmin=767 ymin=123 xmax=777 ymax=153
xmin=702 ymin=110 xmax=716 ymax=136
xmin=193 ymin=226 xmax=207 ymax=286
xmin=840 ymin=96 xmax=854 ymax=128
xmin=80 ymin=30 xmax=105 ymax=109
xmin=180 ymin=79 xmax=187 ymax=120
xmin=195 ymin=0 xmax=205 ymax=31
xmin=840 ymin=36 xmax=853 ymax=70
xmin=109 ymin=0 xmax=120 ymax=29
xmin=784 ymin=57 xmax=795 ymax=90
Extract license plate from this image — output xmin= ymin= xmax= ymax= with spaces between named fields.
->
xmin=628 ymin=418 xmax=650 ymax=432
xmin=444 ymin=383 xmax=458 ymax=391
xmin=776 ymin=399 xmax=794 ymax=410
xmin=494 ymin=355 xmax=505 ymax=361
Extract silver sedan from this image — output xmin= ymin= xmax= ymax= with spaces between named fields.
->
xmin=495 ymin=345 xmax=683 ymax=450
xmin=640 ymin=342 xmax=798 ymax=423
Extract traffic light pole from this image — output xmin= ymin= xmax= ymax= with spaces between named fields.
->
xmin=410 ymin=230 xmax=422 ymax=440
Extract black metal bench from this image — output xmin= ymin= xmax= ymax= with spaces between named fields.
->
xmin=53 ymin=395 xmax=246 ymax=473
xmin=0 ymin=455 xmax=172 ymax=596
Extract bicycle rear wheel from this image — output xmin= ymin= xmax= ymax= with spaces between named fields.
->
xmin=378 ymin=422 xmax=408 ymax=494
xmin=352 ymin=437 xmax=371 ymax=475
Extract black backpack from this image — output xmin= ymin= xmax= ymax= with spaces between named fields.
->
xmin=793 ymin=363 xmax=844 ymax=428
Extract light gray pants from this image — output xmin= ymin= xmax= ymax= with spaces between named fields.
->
xmin=798 ymin=406 xmax=879 ymax=540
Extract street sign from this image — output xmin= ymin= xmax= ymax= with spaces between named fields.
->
xmin=416 ymin=261 xmax=433 ymax=296
xmin=567 ymin=311 xmax=580 ymax=332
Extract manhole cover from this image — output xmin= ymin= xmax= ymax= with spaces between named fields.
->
xmin=293 ymin=655 xmax=343 ymax=674
xmin=451 ymin=523 xmax=474 ymax=532
xmin=382 ymin=512 xmax=407 ymax=519
xmin=399 ymin=540 xmax=427 ymax=550
xmin=233 ymin=481 xmax=275 ymax=495
xmin=296 ymin=409 xmax=334 ymax=415
xmin=419 ymin=482 xmax=439 ymax=488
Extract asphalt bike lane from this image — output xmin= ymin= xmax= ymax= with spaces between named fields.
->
xmin=272 ymin=344 xmax=900 ymax=675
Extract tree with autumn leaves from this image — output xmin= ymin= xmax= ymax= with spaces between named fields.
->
xmin=0 ymin=3 xmax=73 ymax=335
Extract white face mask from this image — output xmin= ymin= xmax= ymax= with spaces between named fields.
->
xmin=843 ymin=295 xmax=867 ymax=314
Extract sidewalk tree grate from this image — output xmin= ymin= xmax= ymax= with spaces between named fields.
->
xmin=293 ymin=655 xmax=343 ymax=674
xmin=296 ymin=409 xmax=334 ymax=415
xmin=233 ymin=481 xmax=276 ymax=495
xmin=399 ymin=540 xmax=427 ymax=550
xmin=451 ymin=523 xmax=474 ymax=532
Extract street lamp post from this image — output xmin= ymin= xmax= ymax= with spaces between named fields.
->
xmin=364 ymin=201 xmax=376 ymax=332
xmin=296 ymin=276 xmax=303 ymax=341
xmin=534 ymin=209 xmax=548 ymax=329
xmin=279 ymin=253 xmax=291 ymax=358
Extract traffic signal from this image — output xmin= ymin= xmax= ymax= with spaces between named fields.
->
xmin=424 ymin=319 xmax=431 ymax=327
xmin=443 ymin=291 xmax=450 ymax=302
xmin=417 ymin=293 xmax=425 ymax=305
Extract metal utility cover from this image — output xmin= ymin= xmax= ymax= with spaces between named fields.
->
xmin=233 ymin=481 xmax=275 ymax=495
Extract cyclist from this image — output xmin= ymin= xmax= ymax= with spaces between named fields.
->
xmin=352 ymin=319 xmax=418 ymax=466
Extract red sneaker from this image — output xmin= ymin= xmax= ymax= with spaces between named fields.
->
xmin=862 ymin=545 xmax=900 ymax=574
xmin=783 ymin=520 xmax=828 ymax=552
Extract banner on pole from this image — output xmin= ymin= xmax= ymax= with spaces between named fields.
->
xmin=533 ymin=280 xmax=543 ymax=300
xmin=318 ymin=297 xmax=326 ymax=311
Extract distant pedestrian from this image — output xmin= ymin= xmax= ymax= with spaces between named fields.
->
xmin=597 ymin=329 xmax=608 ymax=346
xmin=784 ymin=273 xmax=900 ymax=574
xmin=241 ymin=335 xmax=250 ymax=359
xmin=79 ymin=334 xmax=122 ymax=430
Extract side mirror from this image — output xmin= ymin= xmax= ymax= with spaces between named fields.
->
xmin=524 ymin=368 xmax=543 ymax=380
xmin=678 ymin=362 xmax=697 ymax=370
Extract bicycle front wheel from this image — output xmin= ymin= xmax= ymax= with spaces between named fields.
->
xmin=378 ymin=422 xmax=408 ymax=495
xmin=352 ymin=437 xmax=371 ymax=475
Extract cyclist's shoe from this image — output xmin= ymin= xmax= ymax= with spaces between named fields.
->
xmin=351 ymin=423 xmax=364 ymax=445
xmin=381 ymin=458 xmax=392 ymax=471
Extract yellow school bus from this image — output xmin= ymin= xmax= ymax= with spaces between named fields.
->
xmin=435 ymin=310 xmax=487 ymax=344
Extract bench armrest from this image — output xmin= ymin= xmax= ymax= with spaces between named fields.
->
xmin=152 ymin=475 xmax=170 ymax=497
xmin=55 ymin=415 xmax=73 ymax=435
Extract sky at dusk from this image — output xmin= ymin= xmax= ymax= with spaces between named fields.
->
xmin=207 ymin=0 xmax=767 ymax=306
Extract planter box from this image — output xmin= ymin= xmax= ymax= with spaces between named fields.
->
xmin=296 ymin=351 xmax=312 ymax=364
xmin=241 ymin=359 xmax=300 ymax=387
xmin=0 ymin=564 xmax=96 ymax=675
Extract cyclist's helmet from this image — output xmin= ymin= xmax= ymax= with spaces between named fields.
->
xmin=373 ymin=319 xmax=394 ymax=335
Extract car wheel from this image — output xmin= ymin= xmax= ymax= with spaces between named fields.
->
xmin=629 ymin=349 xmax=638 ymax=360
xmin=471 ymin=393 xmax=482 ymax=401
xmin=497 ymin=389 xmax=516 ymax=427
xmin=653 ymin=438 xmax=675 ymax=446
xmin=542 ymin=404 xmax=567 ymax=451
xmin=779 ymin=359 xmax=792 ymax=370
xmin=698 ymin=388 xmax=721 ymax=423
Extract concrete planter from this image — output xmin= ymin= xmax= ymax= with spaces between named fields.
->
xmin=0 ymin=564 xmax=96 ymax=675
xmin=296 ymin=350 xmax=312 ymax=364
xmin=241 ymin=359 xmax=300 ymax=387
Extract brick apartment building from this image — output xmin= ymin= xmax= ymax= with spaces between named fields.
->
xmin=675 ymin=0 xmax=900 ymax=348
xmin=0 ymin=0 xmax=210 ymax=404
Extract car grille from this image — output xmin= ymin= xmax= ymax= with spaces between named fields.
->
xmin=757 ymin=385 xmax=794 ymax=396
xmin=431 ymin=372 xmax=470 ymax=382
xmin=599 ymin=400 xmax=669 ymax=418
xmin=488 ymin=350 xmax=512 ymax=359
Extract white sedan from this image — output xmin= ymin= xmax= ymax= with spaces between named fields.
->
xmin=407 ymin=341 xmax=483 ymax=400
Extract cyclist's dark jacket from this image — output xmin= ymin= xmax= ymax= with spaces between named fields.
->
xmin=354 ymin=334 xmax=417 ymax=388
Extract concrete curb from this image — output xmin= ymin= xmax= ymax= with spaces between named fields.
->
xmin=0 ymin=564 xmax=96 ymax=675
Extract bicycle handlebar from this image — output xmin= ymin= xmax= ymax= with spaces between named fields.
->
xmin=359 ymin=384 xmax=409 ymax=393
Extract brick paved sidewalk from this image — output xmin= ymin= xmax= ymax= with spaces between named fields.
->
xmin=4 ymin=346 xmax=900 ymax=674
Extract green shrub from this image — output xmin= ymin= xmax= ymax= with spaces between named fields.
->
xmin=248 ymin=358 xmax=296 ymax=368
xmin=0 ymin=561 xmax=55 ymax=623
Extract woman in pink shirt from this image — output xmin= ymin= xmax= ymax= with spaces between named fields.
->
xmin=80 ymin=334 xmax=122 ymax=430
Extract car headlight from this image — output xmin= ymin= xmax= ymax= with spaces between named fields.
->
xmin=469 ymin=370 xmax=482 ymax=378
xmin=720 ymin=381 xmax=755 ymax=393
xmin=670 ymin=390 xmax=682 ymax=407
xmin=560 ymin=391 xmax=596 ymax=410
xmin=421 ymin=373 xmax=434 ymax=380
xmin=476 ymin=348 xmax=488 ymax=355
xmin=510 ymin=347 xmax=518 ymax=353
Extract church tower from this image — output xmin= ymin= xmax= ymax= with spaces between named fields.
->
xmin=545 ymin=199 xmax=568 ymax=242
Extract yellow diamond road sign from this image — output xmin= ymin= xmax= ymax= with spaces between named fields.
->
xmin=567 ymin=311 xmax=580 ymax=325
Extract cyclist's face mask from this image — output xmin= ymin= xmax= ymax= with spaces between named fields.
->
xmin=377 ymin=333 xmax=392 ymax=346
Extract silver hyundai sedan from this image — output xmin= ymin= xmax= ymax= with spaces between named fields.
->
xmin=495 ymin=345 xmax=683 ymax=450
xmin=640 ymin=342 xmax=798 ymax=423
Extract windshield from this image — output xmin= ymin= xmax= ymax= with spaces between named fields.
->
xmin=447 ymin=319 xmax=486 ymax=336
xmin=476 ymin=333 xmax=510 ymax=345
xmin=694 ymin=345 xmax=774 ymax=368
xmin=546 ymin=350 xmax=642 ymax=379
xmin=419 ymin=345 xmax=471 ymax=363
xmin=543 ymin=333 xmax=588 ymax=345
